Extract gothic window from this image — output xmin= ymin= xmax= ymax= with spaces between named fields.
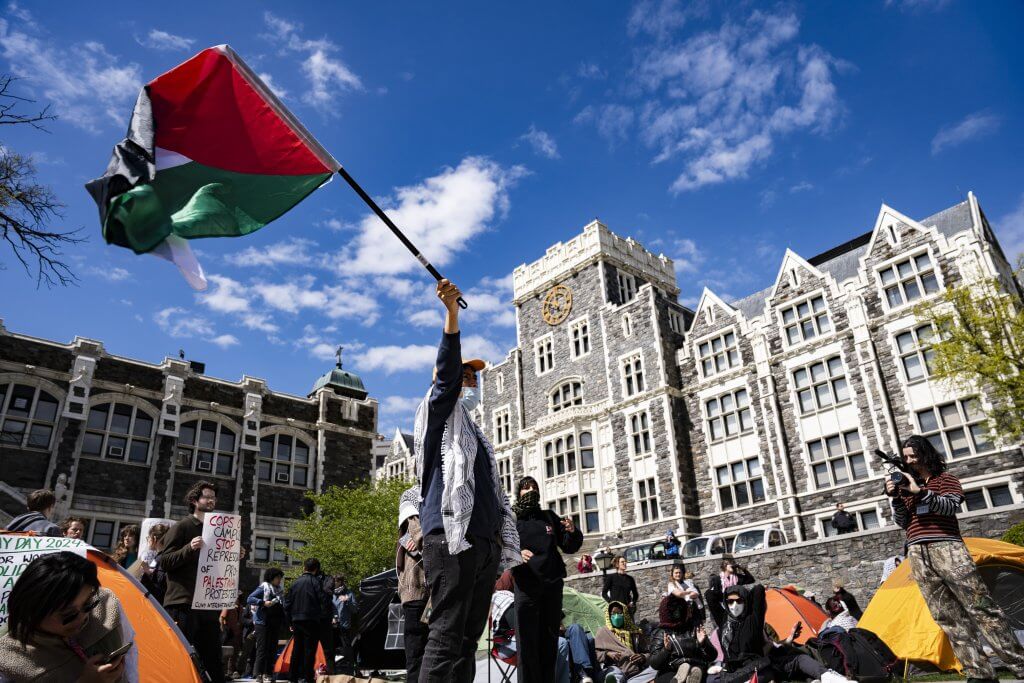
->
xmin=895 ymin=324 xmax=936 ymax=382
xmin=780 ymin=295 xmax=831 ymax=346
xmin=715 ymin=457 xmax=765 ymax=511
xmin=535 ymin=336 xmax=554 ymax=375
xmin=497 ymin=457 xmax=513 ymax=497
xmin=807 ymin=429 xmax=868 ymax=489
xmin=704 ymin=388 xmax=753 ymax=442
xmin=550 ymin=381 xmax=583 ymax=413
xmin=494 ymin=407 xmax=512 ymax=444
xmin=258 ymin=432 xmax=314 ymax=487
xmin=879 ymin=252 xmax=940 ymax=309
xmin=583 ymin=492 xmax=600 ymax=533
xmin=637 ymin=478 xmax=659 ymax=523
xmin=621 ymin=354 xmax=645 ymax=397
xmin=792 ymin=356 xmax=850 ymax=414
xmin=0 ymin=382 xmax=60 ymax=450
xmin=617 ymin=272 xmax=636 ymax=303
xmin=82 ymin=401 xmax=155 ymax=463
xmin=916 ymin=398 xmax=992 ymax=459
xmin=628 ymin=411 xmax=652 ymax=456
xmin=570 ymin=319 xmax=591 ymax=358
xmin=697 ymin=331 xmax=740 ymax=379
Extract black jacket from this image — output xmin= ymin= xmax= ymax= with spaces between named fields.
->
xmin=284 ymin=572 xmax=334 ymax=623
xmin=718 ymin=584 xmax=767 ymax=672
xmin=603 ymin=572 xmax=639 ymax=606
xmin=648 ymin=628 xmax=717 ymax=671
xmin=831 ymin=511 xmax=857 ymax=533
xmin=512 ymin=508 xmax=583 ymax=592
xmin=705 ymin=569 xmax=755 ymax=629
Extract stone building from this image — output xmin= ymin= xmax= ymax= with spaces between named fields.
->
xmin=479 ymin=193 xmax=1024 ymax=548
xmin=679 ymin=193 xmax=1023 ymax=546
xmin=376 ymin=428 xmax=415 ymax=481
xmin=479 ymin=220 xmax=693 ymax=541
xmin=0 ymin=325 xmax=376 ymax=582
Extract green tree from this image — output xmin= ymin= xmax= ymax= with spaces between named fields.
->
xmin=916 ymin=265 xmax=1024 ymax=443
xmin=1003 ymin=521 xmax=1024 ymax=548
xmin=289 ymin=476 xmax=412 ymax=587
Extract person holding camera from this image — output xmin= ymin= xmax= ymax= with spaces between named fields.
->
xmin=887 ymin=435 xmax=1024 ymax=683
xmin=511 ymin=475 xmax=584 ymax=683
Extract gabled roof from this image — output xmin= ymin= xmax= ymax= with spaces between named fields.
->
xmin=694 ymin=288 xmax=738 ymax=319
xmin=769 ymin=249 xmax=827 ymax=299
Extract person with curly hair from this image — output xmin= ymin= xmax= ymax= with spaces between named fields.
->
xmin=61 ymin=516 xmax=88 ymax=540
xmin=888 ymin=434 xmax=1024 ymax=683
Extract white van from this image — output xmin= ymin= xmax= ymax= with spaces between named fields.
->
xmin=681 ymin=535 xmax=730 ymax=559
xmin=731 ymin=527 xmax=787 ymax=554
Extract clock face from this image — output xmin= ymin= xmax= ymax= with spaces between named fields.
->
xmin=542 ymin=284 xmax=573 ymax=325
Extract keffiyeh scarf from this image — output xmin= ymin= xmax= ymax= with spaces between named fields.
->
xmin=413 ymin=386 xmax=521 ymax=570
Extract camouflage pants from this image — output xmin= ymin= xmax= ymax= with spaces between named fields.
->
xmin=909 ymin=540 xmax=1024 ymax=678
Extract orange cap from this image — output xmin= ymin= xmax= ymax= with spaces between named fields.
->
xmin=462 ymin=359 xmax=485 ymax=372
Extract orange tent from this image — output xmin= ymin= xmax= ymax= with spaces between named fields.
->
xmin=859 ymin=537 xmax=1024 ymax=672
xmin=764 ymin=586 xmax=828 ymax=645
xmin=0 ymin=533 xmax=203 ymax=682
xmin=274 ymin=637 xmax=328 ymax=674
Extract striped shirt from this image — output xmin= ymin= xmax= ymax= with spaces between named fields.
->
xmin=891 ymin=472 xmax=964 ymax=545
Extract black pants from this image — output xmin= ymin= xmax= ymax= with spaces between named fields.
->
xmin=291 ymin=620 xmax=320 ymax=683
xmin=167 ymin=606 xmax=225 ymax=683
xmin=403 ymin=599 xmax=429 ymax=683
xmin=419 ymin=533 xmax=500 ymax=682
xmin=514 ymin=581 xmax=564 ymax=683
xmin=318 ymin=618 xmax=335 ymax=674
xmin=254 ymin=618 xmax=283 ymax=676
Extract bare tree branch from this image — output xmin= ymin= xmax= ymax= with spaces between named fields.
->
xmin=0 ymin=75 xmax=82 ymax=286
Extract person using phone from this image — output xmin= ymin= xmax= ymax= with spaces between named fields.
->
xmin=889 ymin=435 xmax=1024 ymax=683
xmin=0 ymin=551 xmax=132 ymax=682
xmin=511 ymin=476 xmax=584 ymax=683
xmin=764 ymin=622 xmax=852 ymax=683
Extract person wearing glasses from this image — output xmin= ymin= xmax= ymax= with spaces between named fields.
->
xmin=0 ymin=551 xmax=131 ymax=682
xmin=715 ymin=584 xmax=772 ymax=682
xmin=160 ymin=480 xmax=224 ymax=683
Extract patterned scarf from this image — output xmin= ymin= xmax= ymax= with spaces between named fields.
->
xmin=413 ymin=386 xmax=521 ymax=570
xmin=604 ymin=601 xmax=641 ymax=649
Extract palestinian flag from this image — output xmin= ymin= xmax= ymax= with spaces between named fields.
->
xmin=86 ymin=45 xmax=339 ymax=290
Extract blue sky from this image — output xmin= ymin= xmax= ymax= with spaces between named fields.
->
xmin=1 ymin=0 xmax=1022 ymax=436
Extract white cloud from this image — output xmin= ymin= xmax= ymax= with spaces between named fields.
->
xmin=790 ymin=180 xmax=814 ymax=193
xmin=138 ymin=29 xmax=194 ymax=51
xmin=87 ymin=266 xmax=131 ymax=282
xmin=153 ymin=307 xmax=216 ymax=339
xmin=931 ymin=111 xmax=1001 ymax=155
xmin=461 ymin=334 xmax=505 ymax=364
xmin=253 ymin=276 xmax=380 ymax=324
xmin=354 ymin=343 xmax=436 ymax=374
xmin=996 ymin=194 xmax=1024 ymax=266
xmin=293 ymin=324 xmax=352 ymax=361
xmin=574 ymin=105 xmax=635 ymax=146
xmin=589 ymin=9 xmax=845 ymax=193
xmin=885 ymin=0 xmax=951 ymax=11
xmin=257 ymin=72 xmax=289 ymax=99
xmin=0 ymin=14 xmax=141 ymax=131
xmin=381 ymin=395 xmax=422 ymax=415
xmin=407 ymin=309 xmax=440 ymax=328
xmin=199 ymin=274 xmax=252 ymax=314
xmin=520 ymin=125 xmax=560 ymax=159
xmin=672 ymin=238 xmax=703 ymax=274
xmin=577 ymin=62 xmax=606 ymax=79
xmin=209 ymin=334 xmax=239 ymax=349
xmin=262 ymin=11 xmax=362 ymax=114
xmin=225 ymin=238 xmax=317 ymax=268
xmin=340 ymin=156 xmax=526 ymax=277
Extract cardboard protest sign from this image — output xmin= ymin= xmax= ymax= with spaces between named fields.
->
xmin=192 ymin=512 xmax=242 ymax=610
xmin=0 ymin=535 xmax=88 ymax=629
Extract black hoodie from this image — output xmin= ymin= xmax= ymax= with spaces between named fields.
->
xmin=719 ymin=583 xmax=767 ymax=672
xmin=511 ymin=507 xmax=583 ymax=592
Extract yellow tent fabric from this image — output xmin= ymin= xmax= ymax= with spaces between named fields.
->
xmin=859 ymin=537 xmax=1024 ymax=672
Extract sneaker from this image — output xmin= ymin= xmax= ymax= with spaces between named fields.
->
xmin=604 ymin=674 xmax=617 ymax=683
xmin=821 ymin=670 xmax=854 ymax=683
xmin=580 ymin=676 xmax=594 ymax=683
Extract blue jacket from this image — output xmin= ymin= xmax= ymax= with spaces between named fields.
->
xmin=333 ymin=588 xmax=357 ymax=629
xmin=246 ymin=582 xmax=284 ymax=626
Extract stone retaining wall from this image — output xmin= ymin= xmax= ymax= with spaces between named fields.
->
xmin=565 ymin=504 xmax=1024 ymax=625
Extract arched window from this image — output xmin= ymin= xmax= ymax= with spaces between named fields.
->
xmin=0 ymin=382 xmax=60 ymax=450
xmin=82 ymin=401 xmax=156 ymax=463
xmin=549 ymin=381 xmax=583 ymax=413
xmin=259 ymin=432 xmax=313 ymax=487
xmin=177 ymin=419 xmax=237 ymax=476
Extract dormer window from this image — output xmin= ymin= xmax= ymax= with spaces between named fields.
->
xmin=878 ymin=252 xmax=940 ymax=309
xmin=780 ymin=295 xmax=831 ymax=346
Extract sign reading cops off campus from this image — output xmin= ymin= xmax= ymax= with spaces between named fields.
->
xmin=0 ymin=535 xmax=89 ymax=630
xmin=192 ymin=512 xmax=242 ymax=610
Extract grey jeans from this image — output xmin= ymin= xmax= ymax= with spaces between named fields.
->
xmin=418 ymin=533 xmax=500 ymax=683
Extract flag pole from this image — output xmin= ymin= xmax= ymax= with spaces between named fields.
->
xmin=336 ymin=167 xmax=468 ymax=309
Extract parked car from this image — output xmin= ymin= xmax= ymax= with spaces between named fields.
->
xmin=731 ymin=527 xmax=787 ymax=554
xmin=623 ymin=542 xmax=657 ymax=565
xmin=682 ymin=535 xmax=730 ymax=559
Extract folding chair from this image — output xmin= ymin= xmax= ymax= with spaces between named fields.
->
xmin=488 ymin=590 xmax=517 ymax=683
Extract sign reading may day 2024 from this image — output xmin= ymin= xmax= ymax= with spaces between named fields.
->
xmin=1 ymin=535 xmax=88 ymax=630
xmin=192 ymin=512 xmax=242 ymax=610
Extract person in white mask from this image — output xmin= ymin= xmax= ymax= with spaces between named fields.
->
xmin=413 ymin=279 xmax=521 ymax=683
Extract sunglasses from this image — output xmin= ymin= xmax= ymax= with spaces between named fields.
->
xmin=725 ymin=598 xmax=745 ymax=605
xmin=60 ymin=594 xmax=100 ymax=625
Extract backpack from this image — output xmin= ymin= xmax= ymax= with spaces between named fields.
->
xmin=813 ymin=628 xmax=898 ymax=683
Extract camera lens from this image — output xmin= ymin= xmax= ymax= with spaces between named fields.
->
xmin=889 ymin=472 xmax=904 ymax=484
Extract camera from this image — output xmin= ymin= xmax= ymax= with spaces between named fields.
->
xmin=889 ymin=472 xmax=904 ymax=485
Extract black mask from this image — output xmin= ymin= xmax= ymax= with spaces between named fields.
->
xmin=514 ymin=489 xmax=541 ymax=516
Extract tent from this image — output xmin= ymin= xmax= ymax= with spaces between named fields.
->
xmin=765 ymin=586 xmax=828 ymax=645
xmin=355 ymin=568 xmax=406 ymax=671
xmin=0 ymin=532 xmax=202 ymax=682
xmin=274 ymin=638 xmax=327 ymax=675
xmin=475 ymin=583 xmax=609 ymax=651
xmin=859 ymin=537 xmax=1024 ymax=672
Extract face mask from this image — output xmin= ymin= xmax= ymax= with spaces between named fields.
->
xmin=610 ymin=613 xmax=625 ymax=628
xmin=460 ymin=387 xmax=480 ymax=412
xmin=518 ymin=489 xmax=540 ymax=509
xmin=728 ymin=602 xmax=745 ymax=618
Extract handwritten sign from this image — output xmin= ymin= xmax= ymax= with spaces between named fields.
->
xmin=192 ymin=512 xmax=242 ymax=610
xmin=0 ymin=536 xmax=88 ymax=629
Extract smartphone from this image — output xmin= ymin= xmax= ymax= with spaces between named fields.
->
xmin=103 ymin=641 xmax=133 ymax=664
